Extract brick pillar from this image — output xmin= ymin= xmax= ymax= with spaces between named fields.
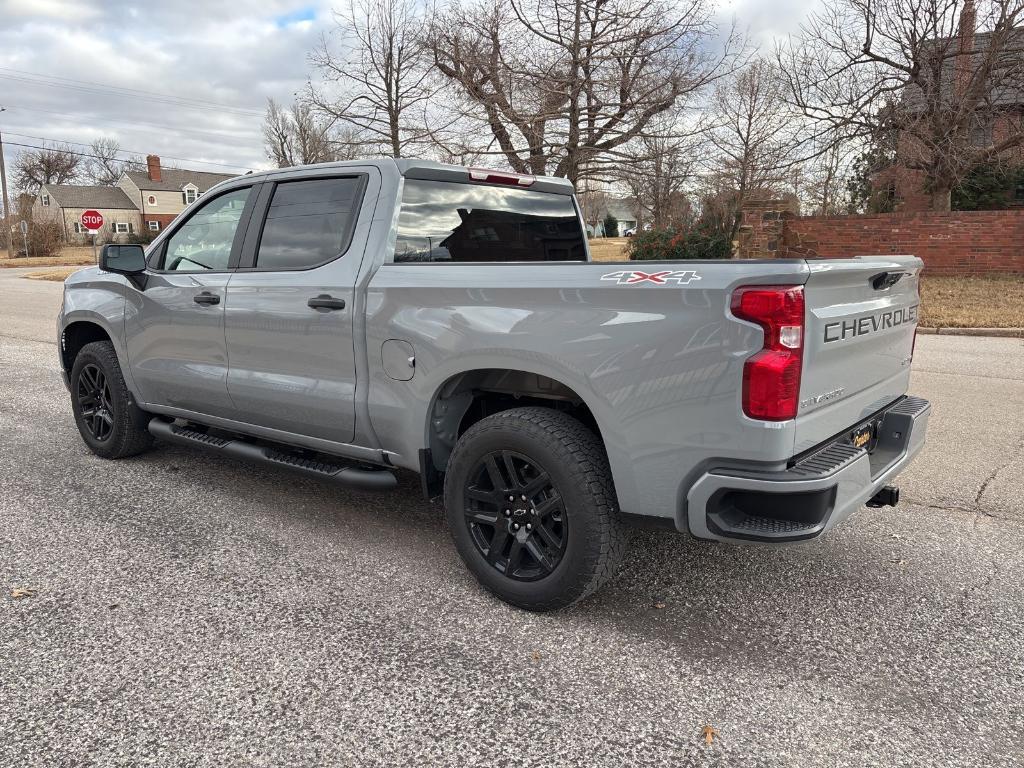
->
xmin=735 ymin=197 xmax=798 ymax=258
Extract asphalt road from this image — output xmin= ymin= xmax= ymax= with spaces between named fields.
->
xmin=1 ymin=268 xmax=1022 ymax=767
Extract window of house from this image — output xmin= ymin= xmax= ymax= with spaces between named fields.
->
xmin=115 ymin=222 xmax=132 ymax=234
xmin=183 ymin=187 xmax=198 ymax=205
xmin=41 ymin=194 xmax=50 ymax=207
xmin=148 ymin=220 xmax=160 ymax=232
xmin=253 ymin=177 xmax=363 ymax=270
xmin=969 ymin=116 xmax=994 ymax=148
xmin=393 ymin=179 xmax=586 ymax=263
xmin=147 ymin=195 xmax=157 ymax=205
xmin=162 ymin=187 xmax=251 ymax=272
xmin=73 ymin=222 xmax=83 ymax=234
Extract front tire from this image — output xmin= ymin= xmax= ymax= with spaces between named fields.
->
xmin=444 ymin=407 xmax=627 ymax=611
xmin=70 ymin=341 xmax=154 ymax=459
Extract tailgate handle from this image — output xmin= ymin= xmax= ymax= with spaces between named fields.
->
xmin=871 ymin=271 xmax=909 ymax=290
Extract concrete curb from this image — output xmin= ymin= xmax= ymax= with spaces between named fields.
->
xmin=918 ymin=327 xmax=1024 ymax=338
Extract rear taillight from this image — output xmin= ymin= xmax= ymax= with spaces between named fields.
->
xmin=468 ymin=168 xmax=535 ymax=186
xmin=731 ymin=285 xmax=805 ymax=421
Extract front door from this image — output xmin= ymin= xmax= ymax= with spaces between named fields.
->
xmin=223 ymin=174 xmax=369 ymax=444
xmin=125 ymin=185 xmax=256 ymax=415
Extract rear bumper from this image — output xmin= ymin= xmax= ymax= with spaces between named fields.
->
xmin=684 ymin=396 xmax=931 ymax=542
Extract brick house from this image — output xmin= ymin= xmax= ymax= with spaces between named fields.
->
xmin=31 ymin=155 xmax=236 ymax=243
xmin=877 ymin=1 xmax=1024 ymax=211
xmin=33 ymin=184 xmax=141 ymax=244
xmin=115 ymin=155 xmax=234 ymax=234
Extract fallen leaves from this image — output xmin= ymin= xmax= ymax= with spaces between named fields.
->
xmin=10 ymin=587 xmax=36 ymax=600
xmin=653 ymin=600 xmax=667 ymax=610
xmin=702 ymin=724 xmax=719 ymax=746
xmin=530 ymin=651 xmax=542 ymax=661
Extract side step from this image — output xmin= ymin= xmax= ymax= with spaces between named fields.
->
xmin=147 ymin=419 xmax=397 ymax=491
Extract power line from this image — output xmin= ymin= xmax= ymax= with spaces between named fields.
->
xmin=0 ymin=104 xmax=261 ymax=144
xmin=0 ymin=67 xmax=264 ymax=117
xmin=3 ymin=140 xmax=253 ymax=174
xmin=0 ymin=67 xmax=265 ymax=114
xmin=4 ymin=132 xmax=258 ymax=171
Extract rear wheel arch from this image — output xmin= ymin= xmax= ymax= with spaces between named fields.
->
xmin=426 ymin=368 xmax=607 ymax=475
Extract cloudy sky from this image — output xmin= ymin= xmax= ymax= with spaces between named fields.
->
xmin=0 ymin=0 xmax=820 ymax=181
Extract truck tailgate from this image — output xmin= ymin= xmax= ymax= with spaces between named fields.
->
xmin=794 ymin=256 xmax=922 ymax=454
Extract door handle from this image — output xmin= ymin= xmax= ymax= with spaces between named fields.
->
xmin=307 ymin=295 xmax=346 ymax=311
xmin=193 ymin=292 xmax=220 ymax=305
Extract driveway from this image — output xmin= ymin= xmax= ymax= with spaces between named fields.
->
xmin=1 ymin=269 xmax=1022 ymax=767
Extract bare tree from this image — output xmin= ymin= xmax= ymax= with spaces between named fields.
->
xmin=779 ymin=0 xmax=1024 ymax=211
xmin=576 ymin=185 xmax=610 ymax=235
xmin=308 ymin=0 xmax=434 ymax=158
xmin=801 ymin=140 xmax=852 ymax=216
xmin=616 ymin=127 xmax=699 ymax=230
xmin=264 ymin=98 xmax=297 ymax=167
xmin=262 ymin=98 xmax=342 ymax=167
xmin=14 ymin=144 xmax=81 ymax=193
xmin=429 ymin=0 xmax=734 ymax=184
xmin=706 ymin=59 xmax=803 ymax=239
xmin=83 ymin=138 xmax=142 ymax=185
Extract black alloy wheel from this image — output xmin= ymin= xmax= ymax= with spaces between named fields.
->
xmin=444 ymin=407 xmax=628 ymax=611
xmin=76 ymin=363 xmax=114 ymax=442
xmin=69 ymin=340 xmax=154 ymax=459
xmin=463 ymin=449 xmax=568 ymax=581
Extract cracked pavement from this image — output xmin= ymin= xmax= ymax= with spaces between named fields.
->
xmin=1 ymin=268 xmax=1022 ymax=767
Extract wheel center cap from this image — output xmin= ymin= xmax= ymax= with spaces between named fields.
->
xmin=513 ymin=507 xmax=529 ymax=518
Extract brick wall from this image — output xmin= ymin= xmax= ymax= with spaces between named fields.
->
xmin=779 ymin=210 xmax=1024 ymax=274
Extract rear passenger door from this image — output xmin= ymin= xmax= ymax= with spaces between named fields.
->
xmin=223 ymin=171 xmax=371 ymax=445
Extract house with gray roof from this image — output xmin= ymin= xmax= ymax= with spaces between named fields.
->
xmin=34 ymin=184 xmax=142 ymax=244
xmin=116 ymin=155 xmax=234 ymax=233
xmin=33 ymin=154 xmax=237 ymax=244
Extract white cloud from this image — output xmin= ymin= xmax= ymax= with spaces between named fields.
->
xmin=0 ymin=0 xmax=101 ymax=20
xmin=0 ymin=1 xmax=334 ymax=182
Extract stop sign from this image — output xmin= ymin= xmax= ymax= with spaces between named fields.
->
xmin=81 ymin=210 xmax=104 ymax=231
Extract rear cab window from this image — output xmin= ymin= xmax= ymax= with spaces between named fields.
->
xmin=393 ymin=179 xmax=586 ymax=263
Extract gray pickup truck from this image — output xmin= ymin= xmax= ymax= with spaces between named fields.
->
xmin=58 ymin=159 xmax=930 ymax=610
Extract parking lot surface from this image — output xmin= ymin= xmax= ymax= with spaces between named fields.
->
xmin=1 ymin=268 xmax=1022 ymax=767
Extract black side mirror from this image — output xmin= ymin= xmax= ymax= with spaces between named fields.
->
xmin=100 ymin=244 xmax=147 ymax=275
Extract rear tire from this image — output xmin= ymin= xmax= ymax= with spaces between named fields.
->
xmin=70 ymin=341 xmax=154 ymax=459
xmin=444 ymin=407 xmax=627 ymax=611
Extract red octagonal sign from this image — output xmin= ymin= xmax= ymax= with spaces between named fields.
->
xmin=81 ymin=210 xmax=104 ymax=230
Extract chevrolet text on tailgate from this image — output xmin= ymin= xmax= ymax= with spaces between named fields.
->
xmin=58 ymin=159 xmax=931 ymax=611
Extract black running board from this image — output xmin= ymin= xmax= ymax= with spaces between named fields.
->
xmin=147 ymin=419 xmax=397 ymax=491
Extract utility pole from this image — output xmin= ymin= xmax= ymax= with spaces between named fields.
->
xmin=0 ymin=107 xmax=12 ymax=259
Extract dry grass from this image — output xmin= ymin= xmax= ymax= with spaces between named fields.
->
xmin=919 ymin=274 xmax=1024 ymax=328
xmin=588 ymin=237 xmax=629 ymax=262
xmin=0 ymin=246 xmax=97 ymax=268
xmin=22 ymin=267 xmax=85 ymax=282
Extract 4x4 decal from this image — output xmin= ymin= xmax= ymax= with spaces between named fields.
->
xmin=600 ymin=270 xmax=701 ymax=285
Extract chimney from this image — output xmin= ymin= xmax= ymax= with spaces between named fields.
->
xmin=955 ymin=0 xmax=977 ymax=96
xmin=146 ymin=154 xmax=162 ymax=183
